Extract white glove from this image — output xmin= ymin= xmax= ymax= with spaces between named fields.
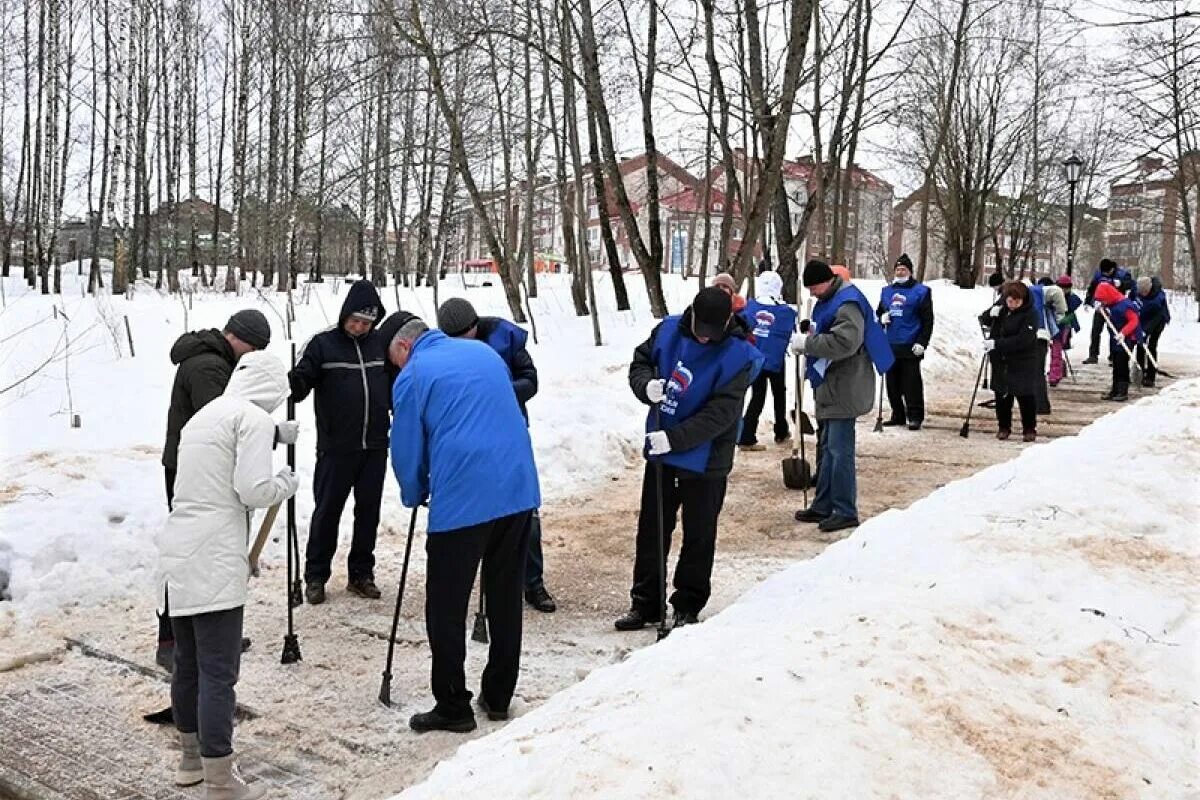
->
xmin=990 ymin=305 xmax=1002 ymax=318
xmin=646 ymin=430 xmax=671 ymax=456
xmin=911 ymin=343 xmax=925 ymax=357
xmin=880 ymin=314 xmax=891 ymax=327
xmin=276 ymin=467 xmax=300 ymax=498
xmin=982 ymin=339 xmax=996 ymax=353
xmin=275 ymin=421 xmax=300 ymax=445
xmin=1036 ymin=328 xmax=1051 ymax=342
xmin=645 ymin=378 xmax=666 ymax=403
xmin=789 ymin=331 xmax=807 ymax=354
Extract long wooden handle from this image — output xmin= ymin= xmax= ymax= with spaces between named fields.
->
xmin=249 ymin=503 xmax=282 ymax=576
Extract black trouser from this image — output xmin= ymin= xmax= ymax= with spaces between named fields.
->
xmin=304 ymin=449 xmax=388 ymax=585
xmin=994 ymin=393 xmax=1037 ymax=432
xmin=885 ymin=357 xmax=925 ymax=424
xmin=1035 ymin=340 xmax=1051 ymax=415
xmin=630 ymin=462 xmax=727 ymax=619
xmin=1088 ymin=307 xmax=1105 ymax=359
xmin=160 ymin=469 xmax=177 ymax=647
xmin=425 ymin=511 xmax=532 ymax=718
xmin=1112 ymin=343 xmax=1131 ymax=387
xmin=1137 ymin=325 xmax=1163 ymax=382
xmin=171 ymin=606 xmax=244 ymax=758
xmin=525 ymin=511 xmax=545 ymax=591
xmin=739 ymin=369 xmax=788 ymax=445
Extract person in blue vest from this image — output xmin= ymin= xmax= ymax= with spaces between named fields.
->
xmin=384 ymin=313 xmax=540 ymax=733
xmin=1028 ymin=278 xmax=1064 ymax=415
xmin=289 ymin=280 xmax=390 ymax=606
xmin=1135 ymin=276 xmax=1170 ymax=387
xmin=1093 ymin=281 xmax=1142 ymax=401
xmin=791 ymin=260 xmax=894 ymax=533
xmin=1083 ymin=258 xmax=1134 ymax=363
xmin=737 ymin=270 xmax=797 ymax=450
xmin=616 ymin=287 xmax=763 ymax=632
xmin=874 ymin=254 xmax=934 ymax=430
xmin=435 ymin=298 xmax=555 ymax=614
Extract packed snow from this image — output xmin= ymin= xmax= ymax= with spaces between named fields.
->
xmin=397 ymin=378 xmax=1200 ymax=800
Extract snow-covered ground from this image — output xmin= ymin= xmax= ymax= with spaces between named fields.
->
xmin=398 ymin=378 xmax=1200 ymax=800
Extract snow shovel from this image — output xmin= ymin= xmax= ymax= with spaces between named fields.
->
xmin=248 ymin=503 xmax=282 ymax=577
xmin=872 ymin=375 xmax=885 ymax=433
xmin=782 ymin=296 xmax=814 ymax=493
xmin=652 ymin=396 xmax=670 ymax=643
xmin=379 ymin=506 xmax=419 ymax=707
xmin=281 ymin=342 xmax=302 ymax=665
xmin=1097 ymin=306 xmax=1145 ymax=382
xmin=959 ymin=353 xmax=989 ymax=438
xmin=471 ymin=577 xmax=489 ymax=644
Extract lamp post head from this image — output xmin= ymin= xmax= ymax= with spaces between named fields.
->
xmin=1063 ymin=152 xmax=1084 ymax=185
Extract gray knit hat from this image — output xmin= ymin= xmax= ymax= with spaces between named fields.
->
xmin=224 ymin=309 xmax=271 ymax=349
xmin=1136 ymin=276 xmax=1152 ymax=295
xmin=437 ymin=297 xmax=479 ymax=337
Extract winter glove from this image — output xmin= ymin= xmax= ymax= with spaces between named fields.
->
xmin=274 ymin=421 xmax=300 ymax=446
xmin=646 ymin=430 xmax=671 ymax=456
xmin=989 ymin=305 xmax=1002 ymax=318
xmin=982 ymin=339 xmax=996 ymax=353
xmin=911 ymin=343 xmax=925 ymax=357
xmin=798 ymin=319 xmax=811 ymax=334
xmin=789 ymin=332 xmax=807 ymax=354
xmin=276 ymin=468 xmax=300 ymax=498
xmin=645 ymin=378 xmax=666 ymax=404
xmin=880 ymin=314 xmax=891 ymax=327
xmin=1036 ymin=328 xmax=1052 ymax=342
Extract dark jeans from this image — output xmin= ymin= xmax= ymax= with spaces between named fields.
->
xmin=1112 ymin=343 xmax=1131 ymax=387
xmin=525 ymin=511 xmax=545 ymax=591
xmin=739 ymin=369 xmax=788 ymax=444
xmin=810 ymin=418 xmax=857 ymax=520
xmin=160 ymin=469 xmax=177 ymax=646
xmin=1137 ymin=325 xmax=1163 ymax=382
xmin=994 ymin=393 xmax=1037 ymax=432
xmin=1035 ymin=340 xmax=1051 ymax=415
xmin=304 ymin=449 xmax=388 ymax=585
xmin=631 ymin=462 xmax=727 ymax=618
xmin=885 ymin=357 xmax=925 ymax=424
xmin=425 ymin=511 xmax=532 ymax=718
xmin=171 ymin=606 xmax=244 ymax=758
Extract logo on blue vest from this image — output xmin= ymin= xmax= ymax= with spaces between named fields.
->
xmin=663 ymin=362 xmax=693 ymax=416
xmin=888 ymin=294 xmax=907 ymax=319
xmin=752 ymin=310 xmax=776 ymax=338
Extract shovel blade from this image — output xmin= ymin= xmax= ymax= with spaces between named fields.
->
xmin=782 ymin=456 xmax=814 ymax=490
xmin=959 ymin=422 xmax=970 ymax=438
xmin=471 ymin=612 xmax=489 ymax=644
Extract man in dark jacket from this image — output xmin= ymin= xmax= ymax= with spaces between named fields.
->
xmin=1083 ymin=258 xmax=1134 ymax=364
xmin=875 ymin=253 xmax=934 ymax=430
xmin=791 ymin=260 xmax=895 ymax=532
xmin=616 ymin=287 xmax=763 ymax=632
xmin=1135 ymin=276 xmax=1170 ymax=387
xmin=435 ymin=298 xmax=556 ymax=613
xmin=385 ymin=315 xmax=540 ymax=733
xmin=151 ymin=308 xmax=273 ymax=718
xmin=289 ymin=280 xmax=389 ymax=605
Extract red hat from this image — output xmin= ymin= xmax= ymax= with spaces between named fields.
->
xmin=1055 ymin=275 xmax=1073 ymax=287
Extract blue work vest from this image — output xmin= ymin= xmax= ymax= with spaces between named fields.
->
xmin=807 ymin=284 xmax=895 ymax=388
xmin=742 ymin=299 xmax=797 ymax=373
xmin=648 ymin=318 xmax=763 ymax=474
xmin=879 ymin=282 xmax=929 ymax=346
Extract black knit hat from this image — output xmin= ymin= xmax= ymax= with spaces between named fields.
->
xmin=987 ymin=272 xmax=1005 ymax=288
xmin=437 ymin=297 xmax=479 ymax=337
xmin=1099 ymin=258 xmax=1117 ymax=274
xmin=895 ymin=253 xmax=914 ymax=271
xmin=802 ymin=259 xmax=835 ymax=287
xmin=224 ymin=309 xmax=271 ymax=349
xmin=377 ymin=311 xmax=418 ymax=350
xmin=691 ymin=287 xmax=733 ymax=340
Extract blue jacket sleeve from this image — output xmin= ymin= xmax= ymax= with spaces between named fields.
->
xmin=389 ymin=372 xmax=429 ymax=508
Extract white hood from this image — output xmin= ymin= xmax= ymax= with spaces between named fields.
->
xmin=757 ymin=270 xmax=784 ymax=303
xmin=224 ymin=350 xmax=288 ymax=414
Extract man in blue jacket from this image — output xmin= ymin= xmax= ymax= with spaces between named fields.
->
xmin=737 ymin=270 xmax=797 ymax=450
xmin=875 ymin=254 xmax=934 ymax=430
xmin=1083 ymin=258 xmax=1134 ymax=364
xmin=1135 ymin=275 xmax=1170 ymax=387
xmin=435 ymin=297 xmax=555 ymax=614
xmin=617 ymin=287 xmax=762 ymax=632
xmin=384 ymin=314 xmax=540 ymax=733
xmin=289 ymin=280 xmax=390 ymax=605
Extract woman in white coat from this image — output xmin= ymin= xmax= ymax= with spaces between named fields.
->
xmin=157 ymin=350 xmax=299 ymax=799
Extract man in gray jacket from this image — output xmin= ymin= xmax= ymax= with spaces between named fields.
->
xmin=789 ymin=260 xmax=894 ymax=532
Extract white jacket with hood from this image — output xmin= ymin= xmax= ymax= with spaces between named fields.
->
xmin=157 ymin=350 xmax=299 ymax=617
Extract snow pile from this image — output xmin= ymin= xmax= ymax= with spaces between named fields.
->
xmin=398 ymin=380 xmax=1200 ymax=800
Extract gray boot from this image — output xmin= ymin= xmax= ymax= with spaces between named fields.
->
xmin=175 ymin=731 xmax=203 ymax=786
xmin=201 ymin=754 xmax=266 ymax=800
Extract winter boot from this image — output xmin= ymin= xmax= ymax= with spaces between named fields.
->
xmin=346 ymin=578 xmax=381 ymax=600
xmin=907 ymin=421 xmax=923 ymax=431
xmin=1142 ymin=376 xmax=1156 ymax=388
xmin=524 ymin=585 xmax=557 ymax=613
xmin=614 ymin=607 xmax=660 ymax=631
xmin=996 ymin=429 xmax=1011 ymax=441
xmin=794 ymin=507 xmax=829 ymax=524
xmin=1082 ymin=355 xmax=1099 ymax=365
xmin=1022 ymin=428 xmax=1037 ymax=443
xmin=175 ymin=732 xmax=203 ymax=787
xmin=818 ymin=515 xmax=859 ymax=533
xmin=305 ymin=582 xmax=326 ymax=605
xmin=881 ymin=417 xmax=906 ymax=427
xmin=1106 ymin=383 xmax=1129 ymax=402
xmin=477 ymin=696 xmax=509 ymax=722
xmin=201 ymin=754 xmax=265 ymax=800
xmin=672 ymin=609 xmax=699 ymax=629
xmin=409 ymin=708 xmax=477 ymax=733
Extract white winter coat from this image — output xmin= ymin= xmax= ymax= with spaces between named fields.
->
xmin=156 ymin=350 xmax=298 ymax=617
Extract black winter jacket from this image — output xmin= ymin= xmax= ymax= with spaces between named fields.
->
xmin=162 ymin=329 xmax=238 ymax=470
xmin=980 ymin=299 xmax=1041 ymax=397
xmin=289 ymin=281 xmax=390 ymax=454
xmin=628 ymin=308 xmax=755 ymax=479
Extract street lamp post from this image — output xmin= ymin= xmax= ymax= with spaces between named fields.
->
xmin=1063 ymin=152 xmax=1084 ymax=277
